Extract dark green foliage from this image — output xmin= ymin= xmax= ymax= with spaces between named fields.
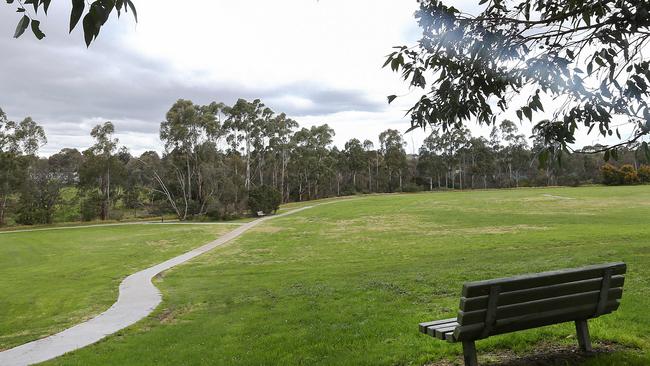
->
xmin=639 ymin=165 xmax=650 ymax=183
xmin=15 ymin=159 xmax=62 ymax=225
xmin=387 ymin=0 xmax=650 ymax=162
xmin=248 ymin=185 xmax=281 ymax=216
xmin=402 ymin=183 xmax=422 ymax=193
xmin=80 ymin=191 xmax=102 ymax=221
xmin=7 ymin=0 xmax=137 ymax=46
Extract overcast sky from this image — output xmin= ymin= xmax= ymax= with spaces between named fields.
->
xmin=1 ymin=0 xmax=626 ymax=156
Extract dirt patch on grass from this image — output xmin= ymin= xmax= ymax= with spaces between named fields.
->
xmin=460 ymin=225 xmax=549 ymax=235
xmin=427 ymin=341 xmax=631 ymax=366
xmin=156 ymin=304 xmax=206 ymax=325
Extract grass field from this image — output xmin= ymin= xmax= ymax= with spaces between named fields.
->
xmin=0 ymin=223 xmax=239 ymax=350
xmin=6 ymin=186 xmax=650 ymax=365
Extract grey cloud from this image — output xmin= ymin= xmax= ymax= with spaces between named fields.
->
xmin=1 ymin=10 xmax=384 ymax=155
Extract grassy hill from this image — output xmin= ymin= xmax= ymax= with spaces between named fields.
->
xmin=0 ymin=223 xmax=239 ymax=350
xmin=34 ymin=186 xmax=650 ymax=365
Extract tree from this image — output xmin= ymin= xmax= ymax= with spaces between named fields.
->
xmin=16 ymin=158 xmax=62 ymax=225
xmin=224 ymin=99 xmax=266 ymax=192
xmin=0 ymin=110 xmax=46 ymax=226
xmin=268 ymin=113 xmax=298 ymax=202
xmin=386 ymin=0 xmax=650 ymax=163
xmin=343 ymin=138 xmax=365 ymax=191
xmin=7 ymin=0 xmax=137 ymax=47
xmin=49 ymin=148 xmax=83 ymax=184
xmin=363 ymin=140 xmax=376 ymax=192
xmin=490 ymin=120 xmax=530 ymax=187
xmin=159 ymin=100 xmax=224 ymax=220
xmin=248 ymin=185 xmax=282 ymax=216
xmin=379 ymin=129 xmax=407 ymax=192
xmin=467 ymin=137 xmax=495 ymax=189
xmin=79 ymin=121 xmax=121 ymax=221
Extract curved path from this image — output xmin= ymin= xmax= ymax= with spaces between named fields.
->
xmin=0 ymin=205 xmax=316 ymax=366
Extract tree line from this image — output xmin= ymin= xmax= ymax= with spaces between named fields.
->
xmin=1 ymin=100 xmax=648 ymax=226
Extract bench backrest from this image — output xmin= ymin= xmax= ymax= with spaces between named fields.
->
xmin=453 ymin=262 xmax=626 ymax=342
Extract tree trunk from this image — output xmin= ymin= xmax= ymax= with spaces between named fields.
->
xmin=337 ymin=173 xmax=341 ymax=196
xmin=430 ymin=177 xmax=433 ymax=191
xmin=245 ymin=134 xmax=251 ymax=191
xmin=0 ymin=194 xmax=7 ymax=226
xmin=368 ymin=165 xmax=372 ymax=192
xmin=399 ymin=170 xmax=404 ymax=192
xmin=281 ymin=149 xmax=287 ymax=202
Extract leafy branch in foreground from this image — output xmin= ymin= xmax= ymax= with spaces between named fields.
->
xmin=386 ymin=0 xmax=650 ymax=164
xmin=6 ymin=0 xmax=137 ymax=46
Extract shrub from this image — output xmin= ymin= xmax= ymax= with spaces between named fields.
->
xmin=639 ymin=165 xmax=650 ymax=183
xmin=108 ymin=210 xmax=124 ymax=221
xmin=402 ymin=183 xmax=423 ymax=193
xmin=621 ymin=164 xmax=640 ymax=185
xmin=80 ymin=192 xmax=102 ymax=221
xmin=248 ymin=185 xmax=282 ymax=216
xmin=600 ymin=164 xmax=624 ymax=185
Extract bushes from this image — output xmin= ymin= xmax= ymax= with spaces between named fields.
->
xmin=621 ymin=165 xmax=640 ymax=184
xmin=639 ymin=165 xmax=650 ymax=183
xmin=248 ymin=185 xmax=282 ymax=216
xmin=80 ymin=191 xmax=102 ymax=221
xmin=601 ymin=164 xmax=649 ymax=185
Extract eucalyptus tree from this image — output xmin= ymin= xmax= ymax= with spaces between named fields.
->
xmin=49 ymin=148 xmax=83 ymax=184
xmin=386 ymin=0 xmax=650 ymax=164
xmin=224 ymin=99 xmax=266 ymax=191
xmin=159 ymin=99 xmax=224 ymax=220
xmin=79 ymin=121 xmax=120 ymax=220
xmin=362 ymin=139 xmax=376 ymax=192
xmin=343 ymin=138 xmax=366 ymax=190
xmin=0 ymin=110 xmax=46 ymax=226
xmin=467 ymin=137 xmax=496 ymax=189
xmin=418 ymin=134 xmax=446 ymax=190
xmin=379 ymin=129 xmax=407 ymax=192
xmin=268 ymin=113 xmax=298 ymax=201
xmin=490 ymin=120 xmax=530 ymax=187
xmin=289 ymin=124 xmax=335 ymax=200
xmin=16 ymin=158 xmax=62 ymax=225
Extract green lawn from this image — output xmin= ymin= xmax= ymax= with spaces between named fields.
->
xmin=26 ymin=186 xmax=650 ymax=364
xmin=0 ymin=223 xmax=238 ymax=350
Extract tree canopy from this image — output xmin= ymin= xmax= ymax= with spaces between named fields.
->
xmin=386 ymin=0 xmax=650 ymax=164
xmin=6 ymin=0 xmax=136 ymax=46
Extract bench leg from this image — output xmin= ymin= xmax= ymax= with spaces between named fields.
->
xmin=462 ymin=341 xmax=479 ymax=366
xmin=575 ymin=320 xmax=593 ymax=352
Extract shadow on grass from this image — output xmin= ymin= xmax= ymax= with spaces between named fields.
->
xmin=428 ymin=341 xmax=637 ymax=366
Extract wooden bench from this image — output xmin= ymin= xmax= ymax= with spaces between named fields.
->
xmin=419 ymin=262 xmax=626 ymax=366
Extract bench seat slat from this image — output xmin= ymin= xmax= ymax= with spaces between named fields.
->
xmin=419 ymin=318 xmax=456 ymax=334
xmin=453 ymin=299 xmax=620 ymax=341
xmin=434 ymin=325 xmax=458 ymax=339
xmin=458 ymin=287 xmax=623 ymax=325
xmin=426 ymin=321 xmax=459 ymax=337
xmin=462 ymin=262 xmax=626 ymax=298
xmin=460 ymin=275 xmax=625 ymax=312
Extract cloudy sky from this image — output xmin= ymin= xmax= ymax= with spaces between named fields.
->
xmin=1 ymin=0 xmax=623 ymax=156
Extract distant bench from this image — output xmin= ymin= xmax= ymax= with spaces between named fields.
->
xmin=419 ymin=262 xmax=626 ymax=366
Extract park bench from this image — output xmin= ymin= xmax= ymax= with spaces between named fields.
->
xmin=419 ymin=262 xmax=626 ymax=366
